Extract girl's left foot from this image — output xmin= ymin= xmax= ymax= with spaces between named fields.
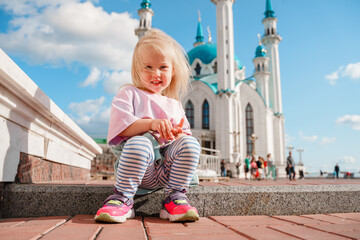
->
xmin=160 ymin=190 xmax=199 ymax=222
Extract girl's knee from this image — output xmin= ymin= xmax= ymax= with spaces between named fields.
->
xmin=125 ymin=136 xmax=152 ymax=150
xmin=179 ymin=135 xmax=200 ymax=148
xmin=122 ymin=136 xmax=154 ymax=161
xmin=175 ymin=135 xmax=200 ymax=157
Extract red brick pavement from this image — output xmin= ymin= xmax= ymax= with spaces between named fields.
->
xmin=0 ymin=213 xmax=359 ymax=240
xmin=1 ymin=178 xmax=359 ymax=239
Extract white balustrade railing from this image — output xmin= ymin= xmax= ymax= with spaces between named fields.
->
xmin=197 ymin=147 xmax=221 ymax=176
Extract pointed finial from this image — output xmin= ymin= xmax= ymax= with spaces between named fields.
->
xmin=198 ymin=10 xmax=201 ymax=22
xmin=257 ymin=33 xmax=261 ymax=45
xmin=264 ymin=0 xmax=275 ymax=18
xmin=207 ymin=26 xmax=212 ymax=43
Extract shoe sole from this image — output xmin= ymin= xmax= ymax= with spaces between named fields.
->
xmin=159 ymin=209 xmax=199 ymax=222
xmin=94 ymin=209 xmax=135 ymax=223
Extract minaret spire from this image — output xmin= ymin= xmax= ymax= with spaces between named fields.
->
xmin=207 ymin=26 xmax=212 ymax=43
xmin=211 ymin=0 xmax=236 ymax=91
xmin=264 ymin=0 xmax=275 ymax=18
xmin=135 ymin=0 xmax=154 ymax=39
xmin=261 ymin=0 xmax=286 ymax=168
xmin=194 ymin=11 xmax=205 ymax=47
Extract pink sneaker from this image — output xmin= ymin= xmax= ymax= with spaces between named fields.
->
xmin=94 ymin=194 xmax=134 ymax=223
xmin=159 ymin=191 xmax=199 ymax=222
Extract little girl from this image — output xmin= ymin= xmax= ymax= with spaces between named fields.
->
xmin=94 ymin=29 xmax=200 ymax=223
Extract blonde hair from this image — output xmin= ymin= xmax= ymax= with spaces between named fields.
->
xmin=131 ymin=29 xmax=191 ymax=100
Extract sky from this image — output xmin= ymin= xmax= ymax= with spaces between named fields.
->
xmin=0 ymin=0 xmax=359 ymax=174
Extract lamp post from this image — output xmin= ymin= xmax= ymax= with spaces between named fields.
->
xmin=200 ymin=133 xmax=206 ymax=154
xmin=296 ymin=148 xmax=304 ymax=166
xmin=229 ymin=131 xmax=240 ymax=153
xmin=287 ymin=145 xmax=294 ymax=154
xmin=249 ymin=133 xmax=258 ymax=156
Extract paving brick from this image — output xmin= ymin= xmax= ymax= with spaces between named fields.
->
xmin=230 ymin=225 xmax=300 ymax=240
xmin=273 ymin=215 xmax=332 ymax=226
xmin=269 ymin=224 xmax=350 ymax=240
xmin=0 ymin=218 xmax=31 ymax=227
xmin=0 ymin=226 xmax=54 ymax=240
xmin=148 ymin=233 xmax=248 ymax=240
xmin=40 ymin=225 xmax=101 ymax=240
xmin=68 ymin=215 xmax=143 ymax=227
xmin=329 ymin=213 xmax=360 ymax=221
xmin=98 ymin=225 xmax=147 ymax=240
xmin=211 ymin=216 xmax=292 ymax=227
xmin=147 ymin=225 xmax=233 ymax=235
xmin=302 ymin=214 xmax=360 ymax=224
xmin=211 ymin=215 xmax=271 ymax=221
xmin=183 ymin=217 xmax=221 ymax=227
xmin=308 ymin=223 xmax=360 ymax=239
xmin=0 ymin=216 xmax=69 ymax=240
xmin=144 ymin=217 xmax=184 ymax=227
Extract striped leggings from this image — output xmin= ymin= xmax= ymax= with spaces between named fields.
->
xmin=114 ymin=135 xmax=200 ymax=199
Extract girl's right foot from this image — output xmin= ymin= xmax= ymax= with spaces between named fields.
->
xmin=95 ymin=194 xmax=135 ymax=223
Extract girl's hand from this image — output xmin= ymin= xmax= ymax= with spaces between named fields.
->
xmin=171 ymin=118 xmax=184 ymax=137
xmin=151 ymin=119 xmax=175 ymax=140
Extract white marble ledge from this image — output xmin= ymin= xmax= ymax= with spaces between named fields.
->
xmin=0 ymin=48 xmax=102 ymax=181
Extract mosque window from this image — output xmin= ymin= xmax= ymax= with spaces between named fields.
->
xmin=271 ymin=28 xmax=274 ymax=35
xmin=195 ymin=63 xmax=201 ymax=76
xmin=202 ymin=100 xmax=210 ymax=129
xmin=212 ymin=61 xmax=217 ymax=73
xmin=257 ymin=64 xmax=261 ymax=72
xmin=144 ymin=19 xmax=147 ymax=27
xmin=266 ymin=29 xmax=270 ymax=36
xmin=262 ymin=63 xmax=265 ymax=71
xmin=246 ymin=103 xmax=254 ymax=156
xmin=185 ymin=100 xmax=194 ymax=128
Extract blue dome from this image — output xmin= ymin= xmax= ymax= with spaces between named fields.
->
xmin=187 ymin=43 xmax=242 ymax=69
xmin=140 ymin=0 xmax=151 ymax=9
xmin=187 ymin=43 xmax=217 ymax=65
xmin=255 ymin=45 xmax=267 ymax=57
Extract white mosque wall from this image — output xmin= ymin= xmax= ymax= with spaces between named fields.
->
xmin=239 ymin=82 xmax=268 ymax=159
xmin=0 ymin=49 xmax=102 ymax=182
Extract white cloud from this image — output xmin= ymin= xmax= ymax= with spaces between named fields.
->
xmin=336 ymin=115 xmax=360 ymax=130
xmin=325 ymin=62 xmax=360 ymax=85
xmin=103 ymin=70 xmax=132 ymax=95
xmin=80 ymin=67 xmax=101 ymax=87
xmin=285 ymin=133 xmax=295 ymax=145
xmin=338 ymin=156 xmax=356 ymax=164
xmin=298 ymin=131 xmax=318 ymax=142
xmin=0 ymin=1 xmax=138 ymax=71
xmin=68 ymin=96 xmax=105 ymax=116
xmin=320 ymin=137 xmax=336 ymax=145
xmin=325 ymin=71 xmax=339 ymax=85
xmin=68 ymin=96 xmax=110 ymax=136
xmin=344 ymin=62 xmax=360 ymax=79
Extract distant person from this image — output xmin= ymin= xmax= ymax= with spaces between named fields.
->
xmin=286 ymin=152 xmax=295 ymax=180
xmin=334 ymin=164 xmax=340 ymax=179
xmin=236 ymin=162 xmax=240 ymax=178
xmin=221 ymin=159 xmax=227 ymax=177
xmin=299 ymin=169 xmax=304 ymax=179
xmin=320 ymin=170 xmax=323 ymax=176
xmin=256 ymin=156 xmax=263 ymax=180
xmin=95 ymin=29 xmax=200 ymax=223
xmin=244 ymin=155 xmax=250 ymax=179
xmin=250 ymin=156 xmax=258 ymax=180
xmin=267 ymin=153 xmax=276 ymax=180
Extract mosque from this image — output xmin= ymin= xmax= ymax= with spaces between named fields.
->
xmin=135 ymin=0 xmax=286 ymax=175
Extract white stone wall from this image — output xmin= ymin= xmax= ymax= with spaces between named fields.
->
xmin=0 ymin=49 xmax=102 ymax=182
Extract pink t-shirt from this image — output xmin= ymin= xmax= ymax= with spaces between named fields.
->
xmin=107 ymin=85 xmax=192 ymax=146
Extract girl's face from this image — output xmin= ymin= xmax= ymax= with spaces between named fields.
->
xmin=139 ymin=45 xmax=174 ymax=95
